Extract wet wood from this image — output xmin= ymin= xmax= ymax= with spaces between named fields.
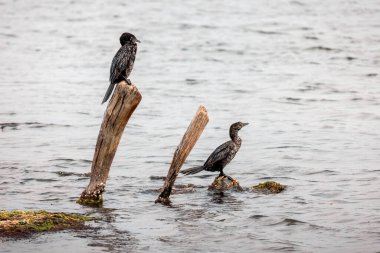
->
xmin=78 ymin=81 xmax=142 ymax=205
xmin=156 ymin=105 xmax=209 ymax=204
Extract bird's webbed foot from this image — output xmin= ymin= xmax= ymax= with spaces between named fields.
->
xmin=225 ymin=175 xmax=235 ymax=182
xmin=220 ymin=173 xmax=237 ymax=183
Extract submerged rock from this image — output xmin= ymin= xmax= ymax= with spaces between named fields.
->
xmin=208 ymin=176 xmax=243 ymax=191
xmin=157 ymin=183 xmax=197 ymax=195
xmin=0 ymin=210 xmax=94 ymax=238
xmin=250 ymin=181 xmax=286 ymax=193
xmin=172 ymin=183 xmax=197 ymax=194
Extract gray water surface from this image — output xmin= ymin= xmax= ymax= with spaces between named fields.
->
xmin=1 ymin=0 xmax=380 ymax=252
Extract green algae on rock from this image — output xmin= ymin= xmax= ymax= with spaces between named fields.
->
xmin=250 ymin=181 xmax=286 ymax=193
xmin=208 ymin=176 xmax=244 ymax=191
xmin=0 ymin=210 xmax=94 ymax=238
xmin=77 ymin=193 xmax=103 ymax=207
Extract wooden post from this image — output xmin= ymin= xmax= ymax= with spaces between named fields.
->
xmin=156 ymin=105 xmax=209 ymax=204
xmin=78 ymin=81 xmax=142 ymax=205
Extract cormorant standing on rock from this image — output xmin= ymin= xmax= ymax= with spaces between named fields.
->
xmin=181 ymin=122 xmax=248 ymax=180
xmin=102 ymin=32 xmax=140 ymax=104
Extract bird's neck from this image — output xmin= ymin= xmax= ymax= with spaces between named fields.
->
xmin=230 ymin=130 xmax=241 ymax=144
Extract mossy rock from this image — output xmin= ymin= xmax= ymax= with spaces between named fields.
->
xmin=0 ymin=210 xmax=94 ymax=238
xmin=77 ymin=194 xmax=103 ymax=207
xmin=208 ymin=176 xmax=243 ymax=191
xmin=250 ymin=181 xmax=286 ymax=194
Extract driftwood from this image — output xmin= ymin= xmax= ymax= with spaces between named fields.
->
xmin=156 ymin=105 xmax=209 ymax=204
xmin=78 ymin=81 xmax=142 ymax=205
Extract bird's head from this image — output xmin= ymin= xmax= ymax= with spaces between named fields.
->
xmin=120 ymin=32 xmax=141 ymax=46
xmin=230 ymin=122 xmax=249 ymax=132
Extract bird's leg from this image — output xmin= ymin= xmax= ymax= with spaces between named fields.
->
xmin=218 ymin=171 xmax=225 ymax=179
xmin=121 ymin=74 xmax=132 ymax=85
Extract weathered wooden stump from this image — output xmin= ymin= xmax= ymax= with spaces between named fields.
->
xmin=156 ymin=105 xmax=209 ymax=205
xmin=78 ymin=81 xmax=142 ymax=205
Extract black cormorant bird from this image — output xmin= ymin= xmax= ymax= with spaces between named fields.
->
xmin=181 ymin=122 xmax=248 ymax=179
xmin=102 ymin=32 xmax=140 ymax=104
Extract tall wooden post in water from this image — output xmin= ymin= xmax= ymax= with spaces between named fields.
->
xmin=156 ymin=105 xmax=209 ymax=205
xmin=78 ymin=81 xmax=142 ymax=205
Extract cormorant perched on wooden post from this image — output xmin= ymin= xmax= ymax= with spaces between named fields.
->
xmin=102 ymin=32 xmax=140 ymax=104
xmin=181 ymin=122 xmax=248 ymax=180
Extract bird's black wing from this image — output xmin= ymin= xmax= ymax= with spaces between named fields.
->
xmin=203 ymin=141 xmax=234 ymax=168
xmin=109 ymin=45 xmax=134 ymax=84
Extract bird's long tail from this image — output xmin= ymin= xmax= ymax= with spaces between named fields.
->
xmin=102 ymin=83 xmax=115 ymax=104
xmin=180 ymin=166 xmax=204 ymax=175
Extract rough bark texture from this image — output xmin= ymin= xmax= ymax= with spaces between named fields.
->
xmin=78 ymin=81 xmax=142 ymax=205
xmin=156 ymin=105 xmax=209 ymax=204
